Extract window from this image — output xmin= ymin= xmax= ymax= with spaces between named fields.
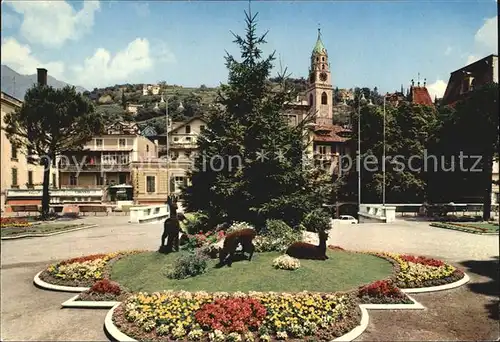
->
xmin=27 ymin=171 xmax=33 ymax=186
xmin=322 ymin=64 xmax=325 ymax=70
xmin=309 ymin=94 xmax=313 ymax=106
xmin=146 ymin=176 xmax=155 ymax=193
xmin=69 ymin=174 xmax=77 ymax=186
xmin=52 ymin=173 xmax=57 ymax=188
xmin=119 ymin=174 xmax=127 ymax=184
xmin=185 ymin=125 xmax=191 ymax=134
xmin=200 ymin=125 xmax=205 ymax=132
xmin=318 ymin=146 xmax=327 ymax=155
xmin=11 ymin=168 xmax=18 ymax=187
xmin=322 ymin=57 xmax=325 ymax=61
xmin=118 ymin=138 xmax=126 ymax=147
xmin=96 ymin=175 xmax=104 ymax=186
xmin=186 ymin=137 xmax=192 ymax=142
xmin=11 ymin=144 xmax=17 ymax=160
xmin=184 ymin=151 xmax=192 ymax=158
xmin=321 ymin=92 xmax=328 ymax=105
xmin=173 ymin=137 xmax=179 ymax=142
xmin=316 ymin=57 xmax=319 ymax=62
xmin=96 ymin=139 xmax=103 ymax=148
xmin=146 ymin=145 xmax=149 ymax=153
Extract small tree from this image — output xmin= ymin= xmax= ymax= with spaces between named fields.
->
xmin=3 ymin=85 xmax=104 ymax=219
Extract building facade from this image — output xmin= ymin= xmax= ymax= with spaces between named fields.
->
xmin=1 ymin=91 xmax=59 ymax=211
xmin=58 ymin=121 xmax=163 ymax=202
xmin=441 ymin=54 xmax=498 ymax=106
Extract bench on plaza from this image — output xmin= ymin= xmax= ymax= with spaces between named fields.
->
xmin=10 ymin=205 xmax=39 ymax=216
xmin=79 ymin=205 xmax=109 ymax=216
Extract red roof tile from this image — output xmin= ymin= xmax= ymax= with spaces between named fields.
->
xmin=411 ymin=87 xmax=434 ymax=106
xmin=312 ymin=124 xmax=351 ymax=143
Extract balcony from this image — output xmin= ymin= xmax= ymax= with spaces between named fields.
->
xmin=59 ymin=163 xmax=131 ymax=173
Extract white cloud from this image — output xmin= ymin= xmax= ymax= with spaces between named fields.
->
xmin=5 ymin=0 xmax=100 ymax=48
xmin=426 ymin=79 xmax=447 ymax=99
xmin=70 ymin=38 xmax=158 ymax=88
xmin=465 ymin=16 xmax=498 ymax=65
xmin=131 ymin=2 xmax=150 ymax=17
xmin=474 ymin=16 xmax=498 ymax=52
xmin=1 ymin=37 xmax=65 ymax=79
xmin=444 ymin=46 xmax=452 ymax=55
xmin=1 ymin=12 xmax=21 ymax=30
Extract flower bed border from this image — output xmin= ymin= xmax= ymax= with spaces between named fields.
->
xmin=429 ymin=222 xmax=498 ymax=235
xmin=1 ymin=224 xmax=98 ymax=240
xmin=34 ymin=271 xmax=90 ymax=293
xmin=401 ymin=272 xmax=470 ymax=293
xmin=61 ymin=294 xmax=120 ymax=308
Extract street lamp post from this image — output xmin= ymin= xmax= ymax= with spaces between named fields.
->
xmin=382 ymin=96 xmax=386 ymax=206
xmin=357 ymin=92 xmax=367 ymax=210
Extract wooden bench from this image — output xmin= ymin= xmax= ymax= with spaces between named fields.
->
xmin=79 ymin=205 xmax=109 ymax=216
xmin=10 ymin=205 xmax=40 ymax=216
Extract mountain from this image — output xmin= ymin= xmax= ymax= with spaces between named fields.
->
xmin=1 ymin=65 xmax=87 ymax=100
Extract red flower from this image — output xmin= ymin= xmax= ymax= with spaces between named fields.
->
xmin=400 ymin=255 xmax=444 ymax=267
xmin=195 ymin=297 xmax=267 ymax=333
xmin=359 ymin=280 xmax=403 ymax=298
xmin=89 ymin=279 xmax=121 ymax=295
xmin=60 ymin=253 xmax=108 ymax=265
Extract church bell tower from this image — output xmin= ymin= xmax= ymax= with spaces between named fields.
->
xmin=307 ymin=28 xmax=333 ymax=126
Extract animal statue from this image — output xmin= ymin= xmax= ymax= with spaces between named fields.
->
xmin=218 ymin=228 xmax=256 ymax=267
xmin=160 ymin=197 xmax=186 ymax=253
xmin=285 ymin=230 xmax=329 ymax=260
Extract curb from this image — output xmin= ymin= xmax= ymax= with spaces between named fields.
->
xmin=1 ymin=224 xmax=98 ymax=240
xmin=33 ymin=271 xmax=90 ymax=293
xmin=401 ymin=272 xmax=470 ymax=294
xmin=61 ymin=294 xmax=120 ymax=308
xmin=332 ymin=306 xmax=369 ymax=342
xmin=104 ymin=304 xmax=137 ymax=342
xmin=429 ymin=224 xmax=498 ymax=235
xmin=359 ymin=294 xmax=425 ymax=310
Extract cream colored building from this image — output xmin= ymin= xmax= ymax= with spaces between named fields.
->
xmin=142 ymin=84 xmax=161 ymax=96
xmin=158 ymin=116 xmax=208 ymax=194
xmin=58 ymin=121 xmax=163 ymax=202
xmin=1 ymin=92 xmax=59 ymax=211
xmin=126 ymin=103 xmax=143 ymax=114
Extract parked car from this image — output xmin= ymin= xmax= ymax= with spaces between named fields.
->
xmin=333 ymin=215 xmax=358 ymax=224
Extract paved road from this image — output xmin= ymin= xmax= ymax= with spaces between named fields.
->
xmin=1 ymin=217 xmax=498 ymax=340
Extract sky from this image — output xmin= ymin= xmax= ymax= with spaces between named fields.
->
xmin=1 ymin=1 xmax=498 ymax=99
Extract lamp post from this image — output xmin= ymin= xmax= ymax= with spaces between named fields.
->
xmin=382 ymin=95 xmax=386 ymax=206
xmin=161 ymin=93 xmax=171 ymax=195
xmin=357 ymin=91 xmax=367 ymax=210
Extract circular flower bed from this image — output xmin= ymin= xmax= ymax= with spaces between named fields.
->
xmin=39 ymin=250 xmax=144 ymax=287
xmin=113 ymin=290 xmax=359 ymax=341
xmin=36 ymin=246 xmax=467 ymax=342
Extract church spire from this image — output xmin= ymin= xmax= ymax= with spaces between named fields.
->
xmin=313 ymin=27 xmax=326 ymax=54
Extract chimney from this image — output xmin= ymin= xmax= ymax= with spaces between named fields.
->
xmin=37 ymin=68 xmax=47 ymax=86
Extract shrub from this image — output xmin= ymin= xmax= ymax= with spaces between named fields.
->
xmin=272 ymin=255 xmax=300 ymax=270
xmin=184 ymin=230 xmax=225 ymax=251
xmin=184 ymin=211 xmax=211 ymax=234
xmin=165 ymin=252 xmax=209 ymax=279
xmin=301 ymin=209 xmax=330 ymax=232
xmin=195 ymin=297 xmax=267 ymax=333
xmin=227 ymin=221 xmax=255 ymax=233
xmin=89 ymin=278 xmax=121 ymax=295
xmin=254 ymin=220 xmax=301 ymax=252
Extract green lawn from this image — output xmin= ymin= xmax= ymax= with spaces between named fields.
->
xmin=469 ymin=223 xmax=500 ymax=232
xmin=0 ymin=223 xmax=86 ymax=237
xmin=110 ymin=250 xmax=393 ymax=293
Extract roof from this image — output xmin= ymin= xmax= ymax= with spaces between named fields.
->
xmin=410 ymin=86 xmax=434 ymax=106
xmin=158 ymin=115 xmax=208 ymax=136
xmin=312 ymin=124 xmax=351 ymax=143
xmin=1 ymin=91 xmax=23 ymax=107
xmin=312 ymin=28 xmax=327 ymax=55
xmin=450 ymin=54 xmax=497 ymax=75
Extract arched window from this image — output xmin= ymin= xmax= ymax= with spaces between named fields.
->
xmin=321 ymin=92 xmax=328 ymax=105
xmin=309 ymin=94 xmax=313 ymax=106
xmin=316 ymin=57 xmax=319 ymax=62
xmin=322 ymin=57 xmax=325 ymax=61
xmin=322 ymin=65 xmax=325 ymax=70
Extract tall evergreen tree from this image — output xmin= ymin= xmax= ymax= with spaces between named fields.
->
xmin=182 ymin=10 xmax=319 ymax=229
